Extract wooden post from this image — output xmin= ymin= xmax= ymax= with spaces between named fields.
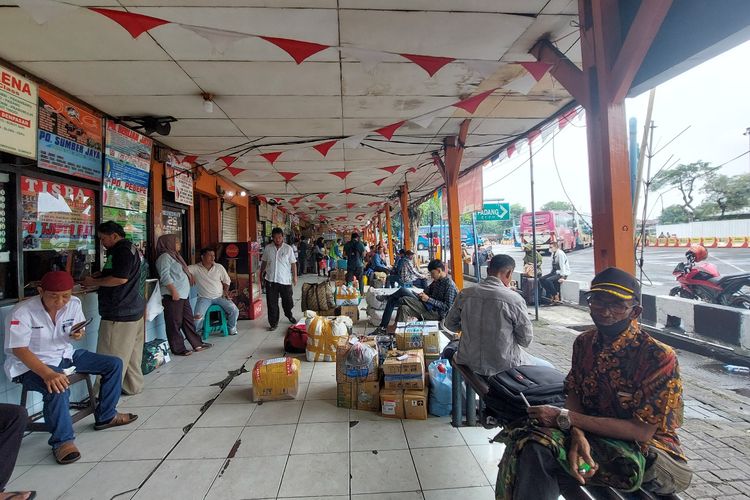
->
xmin=400 ymin=182 xmax=411 ymax=251
xmin=385 ymin=203 xmax=395 ymax=266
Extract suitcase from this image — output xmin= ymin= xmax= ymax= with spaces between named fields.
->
xmin=520 ymin=276 xmax=540 ymax=306
xmin=284 ymin=324 xmax=308 ymax=353
xmin=484 ymin=365 xmax=566 ymax=425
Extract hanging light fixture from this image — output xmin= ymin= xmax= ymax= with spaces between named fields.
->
xmin=202 ymin=92 xmax=214 ymax=113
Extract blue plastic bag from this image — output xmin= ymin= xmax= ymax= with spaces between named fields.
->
xmin=428 ymin=358 xmax=453 ymax=417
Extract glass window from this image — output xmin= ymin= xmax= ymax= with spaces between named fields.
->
xmin=21 ymin=175 xmax=96 ymax=294
xmin=0 ymin=172 xmax=17 ymax=300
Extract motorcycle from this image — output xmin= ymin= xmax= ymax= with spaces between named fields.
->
xmin=670 ymin=244 xmax=750 ymax=309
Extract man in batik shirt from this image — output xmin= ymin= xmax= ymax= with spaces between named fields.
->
xmin=509 ymin=267 xmax=692 ymax=499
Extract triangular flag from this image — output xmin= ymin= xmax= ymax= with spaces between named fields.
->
xmin=408 ymin=167 xmax=417 ymax=173
xmin=341 ymin=188 xmax=354 ymax=194
xmin=17 ymin=0 xmax=78 ymax=25
xmin=260 ymin=151 xmax=283 ymax=165
xmin=279 ymin=171 xmax=298 ymax=181
xmin=343 ymin=133 xmax=367 ymax=149
xmin=182 ymin=155 xmax=197 ymax=164
xmin=89 ymin=8 xmax=170 ymax=39
xmin=452 ymin=88 xmax=497 ymax=114
xmin=528 ymin=129 xmax=541 ymax=144
xmin=316 ymin=202 xmax=328 ymax=209
xmin=313 ymin=140 xmax=337 ymax=157
xmin=368 ymin=201 xmax=383 ymax=207
xmin=330 ymin=171 xmax=351 ymax=180
xmin=346 ymin=202 xmax=356 ymax=209
xmin=507 ymin=143 xmax=516 ymax=158
xmin=259 ymin=36 xmax=330 ymax=64
xmin=341 ymin=46 xmax=388 ymax=74
xmin=181 ymin=25 xmax=250 ymax=54
xmin=399 ymin=53 xmax=455 ymax=77
xmin=226 ymin=166 xmax=244 ymax=177
xmin=558 ymin=108 xmax=579 ymax=130
xmin=374 ymin=121 xmax=406 ymax=141
xmin=373 ymin=177 xmax=387 ymax=186
xmin=379 ymin=165 xmax=400 ymax=174
xmin=317 ymin=193 xmax=327 ymax=200
xmin=410 ymin=109 xmax=442 ymax=129
xmin=219 ymin=155 xmax=237 ymax=167
xmin=504 ymin=72 xmax=537 ymax=95
xmin=541 ymin=124 xmax=555 ymax=142
xmin=520 ymin=61 xmax=552 ymax=81
xmin=290 ymin=197 xmax=303 ymax=205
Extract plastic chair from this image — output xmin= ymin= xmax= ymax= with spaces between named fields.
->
xmin=202 ymin=304 xmax=229 ymax=340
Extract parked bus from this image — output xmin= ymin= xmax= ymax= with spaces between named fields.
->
xmin=416 ymin=224 xmax=483 ymax=250
xmin=519 ymin=211 xmax=592 ymax=253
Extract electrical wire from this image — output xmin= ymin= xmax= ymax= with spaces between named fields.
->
xmin=551 ymin=131 xmax=593 ymax=230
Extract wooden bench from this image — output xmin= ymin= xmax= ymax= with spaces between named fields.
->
xmin=19 ymin=372 xmax=96 ymax=432
xmin=450 ymin=361 xmax=682 ymax=500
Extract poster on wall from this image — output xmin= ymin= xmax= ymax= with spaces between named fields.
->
xmin=21 ymin=176 xmax=95 ymax=251
xmin=0 ymin=65 xmax=38 ymax=159
xmin=165 ymin=154 xmax=194 ymax=206
xmin=103 ymin=120 xmax=152 ymax=211
xmin=37 ymin=86 xmax=103 ymax=181
xmin=102 ymin=206 xmax=147 ymax=252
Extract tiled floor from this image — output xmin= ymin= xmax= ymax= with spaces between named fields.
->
xmin=6 ymin=277 xmax=502 ymax=499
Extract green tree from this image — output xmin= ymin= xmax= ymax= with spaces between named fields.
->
xmin=658 ymin=204 xmax=690 ymax=224
xmin=701 ymin=173 xmax=750 ymax=217
xmin=541 ymin=200 xmax=573 ymax=211
xmin=692 ymin=202 xmax=719 ymax=221
xmin=651 ymin=161 xmax=714 ymax=219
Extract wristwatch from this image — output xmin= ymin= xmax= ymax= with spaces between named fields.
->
xmin=557 ymin=408 xmax=571 ymax=430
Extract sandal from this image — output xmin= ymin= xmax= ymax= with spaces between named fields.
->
xmin=54 ymin=441 xmax=81 ymax=465
xmin=94 ymin=412 xmax=138 ymax=431
xmin=194 ymin=343 xmax=212 ymax=351
xmin=1 ymin=491 xmax=37 ymax=499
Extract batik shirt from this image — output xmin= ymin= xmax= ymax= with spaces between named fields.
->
xmin=564 ymin=321 xmax=686 ymax=460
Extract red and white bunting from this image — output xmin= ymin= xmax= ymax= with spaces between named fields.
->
xmin=341 ymin=188 xmax=355 ymax=195
xmin=219 ymin=156 xmax=237 ymax=167
xmin=17 ymin=0 xmax=78 ymax=25
xmin=374 ymin=121 xmax=406 ymax=141
xmin=379 ymin=165 xmax=400 ymax=174
xmin=317 ymin=193 xmax=327 ymax=200
xmin=279 ymin=171 xmax=298 ymax=181
xmin=373 ymin=177 xmax=387 ymax=186
xmin=519 ymin=61 xmax=552 ymax=82
xmin=181 ymin=24 xmax=250 ymax=54
xmin=330 ymin=171 xmax=351 ymax=180
xmin=312 ymin=140 xmax=337 ymax=157
xmin=503 ymin=72 xmax=537 ymax=95
xmin=452 ymin=88 xmax=498 ymax=114
xmin=507 ymin=143 xmax=516 ymax=158
xmin=226 ymin=166 xmax=244 ymax=176
xmin=89 ymin=8 xmax=170 ymax=39
xmin=259 ymin=36 xmax=330 ymax=64
xmin=260 ymin=151 xmax=283 ymax=165
xmin=399 ymin=53 xmax=455 ymax=77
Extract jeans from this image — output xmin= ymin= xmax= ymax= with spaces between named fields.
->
xmin=267 ymin=281 xmax=294 ymax=327
xmin=385 ymin=275 xmax=399 ymax=288
xmin=194 ymin=296 xmax=240 ymax=330
xmin=379 ymin=287 xmax=419 ymax=327
xmin=541 ymin=272 xmax=563 ymax=299
xmin=17 ymin=349 xmax=122 ymax=450
xmin=0 ymin=404 xmax=27 ymax=490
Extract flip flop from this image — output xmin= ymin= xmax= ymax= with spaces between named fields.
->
xmin=174 ymin=351 xmax=192 ymax=356
xmin=54 ymin=441 xmax=81 ymax=465
xmin=194 ymin=343 xmax=213 ymax=351
xmin=94 ymin=412 xmax=138 ymax=431
xmin=2 ymin=492 xmax=37 ymax=500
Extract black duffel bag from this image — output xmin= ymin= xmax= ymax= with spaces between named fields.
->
xmin=484 ymin=365 xmax=566 ymax=425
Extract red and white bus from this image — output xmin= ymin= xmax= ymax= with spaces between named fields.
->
xmin=519 ymin=210 xmax=592 ymax=253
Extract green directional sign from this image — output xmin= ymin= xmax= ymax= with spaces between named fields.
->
xmin=476 ymin=202 xmax=510 ymax=221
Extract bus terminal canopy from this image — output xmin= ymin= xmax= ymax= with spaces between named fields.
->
xmin=2 ymin=0 xmax=749 ymax=270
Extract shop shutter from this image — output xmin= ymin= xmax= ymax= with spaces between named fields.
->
xmin=221 ymin=202 xmax=238 ymax=242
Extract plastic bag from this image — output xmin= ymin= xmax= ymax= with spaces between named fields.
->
xmin=146 ymin=282 xmax=164 ymax=322
xmin=428 ymin=358 xmax=453 ymax=417
xmin=345 ymin=341 xmax=377 ymax=380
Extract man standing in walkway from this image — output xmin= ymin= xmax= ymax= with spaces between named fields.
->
xmin=297 ymin=237 xmax=309 ymax=275
xmin=189 ymin=247 xmax=240 ymax=336
xmin=540 ymin=240 xmax=570 ymax=303
xmin=445 ymin=254 xmax=552 ymax=377
xmin=260 ymin=227 xmax=298 ymax=331
xmin=343 ymin=232 xmax=365 ymax=295
xmin=372 ymin=259 xmax=457 ymax=334
xmin=5 ymin=271 xmax=137 ymax=465
xmin=83 ymin=221 xmax=145 ymax=395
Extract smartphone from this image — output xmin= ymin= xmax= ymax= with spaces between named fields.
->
xmin=519 ymin=392 xmax=531 ymax=408
xmin=69 ymin=318 xmax=93 ymax=335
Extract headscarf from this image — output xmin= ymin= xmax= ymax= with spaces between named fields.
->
xmin=156 ymin=234 xmax=192 ymax=282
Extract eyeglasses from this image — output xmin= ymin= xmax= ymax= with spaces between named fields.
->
xmin=587 ymin=298 xmax=634 ymax=314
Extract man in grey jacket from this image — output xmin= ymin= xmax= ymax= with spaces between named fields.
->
xmin=445 ymin=254 xmax=553 ymax=377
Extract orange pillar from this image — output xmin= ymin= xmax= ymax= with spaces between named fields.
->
xmin=434 ymin=120 xmax=470 ymax=290
xmin=377 ymin=213 xmax=383 ymax=245
xmin=400 ymin=182 xmax=411 ymax=251
xmin=385 ymin=203 xmax=395 ymax=266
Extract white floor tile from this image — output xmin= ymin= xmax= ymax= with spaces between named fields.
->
xmin=423 ymin=486 xmax=496 ymax=499
xmin=459 ymin=425 xmax=500 ymax=446
xmin=119 ymin=388 xmax=180 ymax=408
xmin=37 ymin=428 xmax=133 ymax=464
xmin=403 ymin=417 xmax=465 ymax=448
xmin=170 ymin=426 xmax=242 ymax=459
xmin=58 ymin=459 xmax=159 ymax=500
xmin=247 ymin=400 xmax=303 ymax=426
xmin=350 ymin=449 xmax=420 ymax=494
xmin=139 ymin=404 xmax=203 ymax=429
xmin=412 ymin=446 xmax=489 ymax=490
xmin=235 ymin=424 xmax=296 ymax=457
xmin=165 ymin=386 xmax=221 ymax=406
xmin=351 ymin=409 xmax=388 ymax=421
xmin=15 ymin=432 xmax=55 ymax=466
xmin=350 ymin=419 xmax=408 ymax=451
xmin=194 ymin=402 xmax=255 ymax=427
xmin=309 ymin=362 xmax=337 ymax=384
xmin=352 ymin=494 xmax=424 ymax=500
xmin=103 ymin=428 xmax=184 ymax=461
xmin=278 ymin=452 xmax=350 ymax=497
xmin=5 ymin=463 xmax=95 ymax=499
xmin=7 ymin=465 xmax=31 ymax=484
xmin=299 ymin=399 xmax=350 ymax=423
xmin=213 ymin=385 xmax=254 ymax=404
xmin=146 ymin=372 xmax=199 ymax=389
xmin=205 ymin=455 xmax=287 ymax=499
xmin=469 ymin=443 xmax=506 ymax=484
xmin=291 ymin=422 xmax=350 ymax=454
xmin=191 ymin=371 xmax=234 ymax=387
xmin=305 ymin=382 xmax=338 ymax=400
xmin=132 ymin=458 xmax=223 ymax=500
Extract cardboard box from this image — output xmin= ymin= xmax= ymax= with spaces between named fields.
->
xmin=380 ymin=388 xmax=404 ymax=419
xmin=338 ymin=380 xmax=381 ymax=411
xmin=339 ymin=304 xmax=359 ymax=323
xmin=329 ymin=269 xmax=347 ymax=282
xmin=424 ymin=353 xmax=440 ymax=370
xmin=404 ymin=384 xmax=429 ymax=420
xmin=395 ymin=321 xmax=441 ymax=355
xmin=383 ymin=373 xmax=425 ymax=391
xmin=337 ymin=381 xmax=353 ymax=408
xmin=382 ymin=349 xmax=424 ymax=376
xmin=336 ymin=336 xmax=379 ymax=383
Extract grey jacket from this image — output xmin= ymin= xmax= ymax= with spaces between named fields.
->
xmin=445 ymin=276 xmax=534 ymax=376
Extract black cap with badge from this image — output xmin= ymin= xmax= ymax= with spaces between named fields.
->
xmin=587 ymin=267 xmax=641 ymax=302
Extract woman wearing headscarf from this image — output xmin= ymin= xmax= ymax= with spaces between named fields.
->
xmin=155 ymin=234 xmax=211 ymax=356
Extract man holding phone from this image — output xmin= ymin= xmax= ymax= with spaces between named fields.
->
xmin=3 ymin=271 xmax=137 ymax=465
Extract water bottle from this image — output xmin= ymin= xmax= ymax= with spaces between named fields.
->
xmin=724 ymin=365 xmax=750 ymax=374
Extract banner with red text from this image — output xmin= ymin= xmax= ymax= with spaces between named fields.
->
xmin=0 ymin=65 xmax=38 ymax=159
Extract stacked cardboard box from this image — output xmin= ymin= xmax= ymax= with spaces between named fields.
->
xmin=380 ymin=349 xmax=429 ymax=420
xmin=336 ymin=336 xmax=380 ymax=410
xmin=338 ymin=304 xmax=359 ymax=323
xmin=395 ymin=321 xmax=441 ymax=356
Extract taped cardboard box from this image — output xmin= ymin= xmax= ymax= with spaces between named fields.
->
xmin=336 ymin=381 xmax=381 ymax=412
xmin=252 ymin=357 xmax=301 ymax=402
xmin=382 ymin=349 xmax=424 ymax=376
xmin=404 ymin=384 xmax=429 ymax=420
xmin=380 ymin=388 xmax=404 ymax=419
xmin=395 ymin=321 xmax=441 ymax=355
xmin=424 ymin=353 xmax=440 ymax=370
xmin=336 ymin=336 xmax=379 ymax=383
xmin=383 ymin=373 xmax=425 ymax=391
xmin=339 ymin=304 xmax=359 ymax=323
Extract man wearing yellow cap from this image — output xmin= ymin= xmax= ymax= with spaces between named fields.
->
xmin=3 ymin=271 xmax=137 ymax=465
xmin=501 ymin=267 xmax=692 ymax=499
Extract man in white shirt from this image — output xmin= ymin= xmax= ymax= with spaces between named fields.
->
xmin=541 ymin=240 xmax=571 ymax=303
xmin=3 ymin=272 xmax=137 ymax=465
xmin=188 ymin=248 xmax=240 ymax=335
xmin=260 ymin=227 xmax=298 ymax=331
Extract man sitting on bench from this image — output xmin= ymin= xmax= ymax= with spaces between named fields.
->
xmin=3 ymin=271 xmax=137 ymax=465
xmin=507 ymin=267 xmax=692 ymax=498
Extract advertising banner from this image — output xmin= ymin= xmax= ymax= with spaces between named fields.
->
xmin=103 ymin=120 xmax=152 ymax=211
xmin=166 ymin=154 xmax=194 ymax=206
xmin=37 ymin=86 xmax=103 ymax=181
xmin=102 ymin=206 xmax=147 ymax=251
xmin=0 ymin=65 xmax=38 ymax=159
xmin=21 ymin=176 xmax=95 ymax=251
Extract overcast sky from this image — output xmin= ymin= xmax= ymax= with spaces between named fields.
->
xmin=483 ymin=39 xmax=750 ymax=220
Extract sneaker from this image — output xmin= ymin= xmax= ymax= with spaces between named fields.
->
xmin=287 ymin=316 xmax=298 ymax=324
xmin=371 ymin=326 xmax=387 ymax=335
xmin=229 ymin=327 xmax=238 ymax=335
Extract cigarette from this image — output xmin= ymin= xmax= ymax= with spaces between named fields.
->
xmin=520 ymin=392 xmax=530 ymax=408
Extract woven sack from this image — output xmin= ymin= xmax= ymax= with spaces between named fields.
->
xmin=301 ymin=281 xmax=335 ymax=312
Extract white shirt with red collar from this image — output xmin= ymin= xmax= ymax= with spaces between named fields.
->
xmin=3 ymin=295 xmax=85 ymax=379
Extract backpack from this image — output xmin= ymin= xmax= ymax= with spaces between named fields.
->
xmin=346 ymin=241 xmax=362 ymax=263
xmin=284 ymin=324 xmax=308 ymax=353
xmin=484 ymin=365 xmax=566 ymax=425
